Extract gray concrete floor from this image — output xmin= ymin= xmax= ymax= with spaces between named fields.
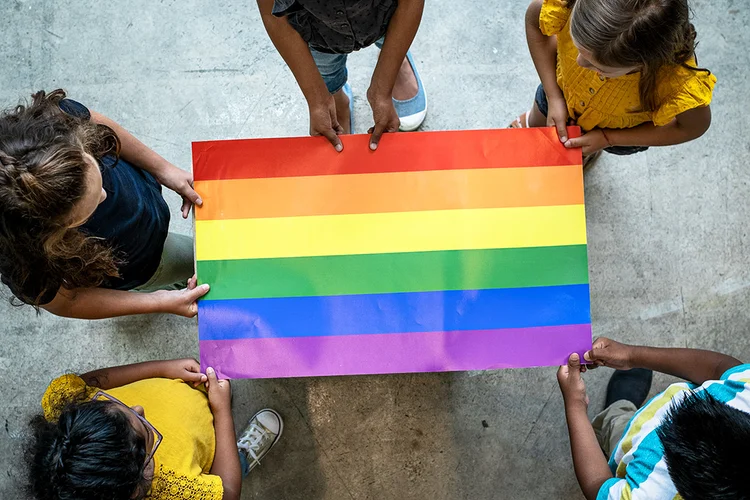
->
xmin=1 ymin=0 xmax=749 ymax=498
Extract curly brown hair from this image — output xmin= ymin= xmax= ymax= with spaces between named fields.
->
xmin=569 ymin=0 xmax=710 ymax=112
xmin=0 ymin=89 xmax=121 ymax=306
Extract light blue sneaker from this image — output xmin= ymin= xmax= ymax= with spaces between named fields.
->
xmin=342 ymin=82 xmax=354 ymax=133
xmin=393 ymin=51 xmax=426 ymax=131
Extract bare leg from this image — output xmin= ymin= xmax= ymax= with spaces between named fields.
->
xmin=332 ymin=88 xmax=351 ymax=134
xmin=527 ymin=100 xmax=547 ymax=127
xmin=392 ymin=57 xmax=418 ymax=101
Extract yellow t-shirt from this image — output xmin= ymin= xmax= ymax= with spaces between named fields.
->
xmin=42 ymin=374 xmax=223 ymax=500
xmin=539 ymin=0 xmax=716 ymax=131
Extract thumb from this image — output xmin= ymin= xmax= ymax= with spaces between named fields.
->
xmin=567 ymin=353 xmax=582 ymax=376
xmin=184 ymin=370 xmax=207 ymax=384
xmin=206 ymin=366 xmax=218 ymax=386
xmin=563 ymin=136 xmax=583 ymax=149
xmin=188 ymin=283 xmax=210 ymax=300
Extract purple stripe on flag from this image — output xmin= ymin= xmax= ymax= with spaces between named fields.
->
xmin=199 ymin=324 xmax=592 ymax=379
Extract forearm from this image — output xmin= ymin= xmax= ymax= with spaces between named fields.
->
xmin=369 ymin=0 xmax=424 ymax=98
xmin=525 ymin=0 xmax=563 ymax=100
xmin=257 ymin=0 xmax=329 ymax=105
xmin=565 ymin=403 xmax=613 ymax=500
xmin=210 ymin=409 xmax=242 ymax=500
xmin=629 ymin=345 xmax=741 ymax=385
xmin=604 ymin=106 xmax=711 ymax=147
xmin=81 ymin=360 xmax=174 ymax=389
xmin=90 ymin=111 xmax=172 ymax=178
xmin=43 ymin=287 xmax=166 ymax=319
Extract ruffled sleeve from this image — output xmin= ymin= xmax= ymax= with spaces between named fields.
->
xmin=149 ymin=465 xmax=223 ymax=500
xmin=41 ymin=374 xmax=97 ymax=422
xmin=653 ymin=69 xmax=717 ymax=126
xmin=539 ymin=0 xmax=571 ymax=36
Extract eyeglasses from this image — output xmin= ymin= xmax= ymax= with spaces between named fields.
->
xmin=91 ymin=391 xmax=163 ymax=467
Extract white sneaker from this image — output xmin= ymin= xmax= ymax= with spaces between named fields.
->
xmin=237 ymin=408 xmax=283 ymax=476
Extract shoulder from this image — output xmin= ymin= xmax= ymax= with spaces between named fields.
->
xmin=41 ymin=374 xmax=96 ymax=421
xmin=653 ymin=62 xmax=716 ymax=126
xmin=539 ymin=0 xmax=571 ymax=36
xmin=703 ymin=364 xmax=750 ymax=411
xmin=149 ymin=465 xmax=223 ymax=500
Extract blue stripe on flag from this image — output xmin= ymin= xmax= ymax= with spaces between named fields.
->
xmin=198 ymin=284 xmax=591 ymax=341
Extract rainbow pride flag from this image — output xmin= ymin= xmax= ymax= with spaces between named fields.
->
xmin=193 ymin=128 xmax=592 ymax=379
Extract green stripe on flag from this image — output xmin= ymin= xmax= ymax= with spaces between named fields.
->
xmin=197 ymin=245 xmax=589 ymax=300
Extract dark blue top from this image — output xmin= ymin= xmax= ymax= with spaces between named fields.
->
xmin=3 ymin=99 xmax=170 ymax=304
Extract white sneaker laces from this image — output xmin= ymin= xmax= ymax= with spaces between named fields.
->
xmin=238 ymin=422 xmax=269 ymax=461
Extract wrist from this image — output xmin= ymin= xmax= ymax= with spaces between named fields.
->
xmin=563 ymin=395 xmax=589 ymax=413
xmin=543 ymin=83 xmax=565 ymax=104
xmin=303 ymin=82 xmax=332 ymax=108
xmin=367 ymin=78 xmax=393 ymax=102
xmin=626 ymin=344 xmax=642 ymax=368
xmin=211 ymin=402 xmax=232 ymax=416
xmin=148 ymin=290 xmax=174 ymax=314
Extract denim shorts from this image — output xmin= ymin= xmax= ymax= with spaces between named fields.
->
xmin=310 ymin=38 xmax=385 ymax=94
xmin=534 ymin=84 xmax=648 ymax=156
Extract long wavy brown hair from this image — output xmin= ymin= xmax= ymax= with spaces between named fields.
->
xmin=568 ymin=0 xmax=710 ymax=112
xmin=0 ymin=89 xmax=121 ymax=306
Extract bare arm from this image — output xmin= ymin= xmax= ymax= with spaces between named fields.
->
xmin=525 ymin=0 xmax=563 ymax=101
xmin=525 ymin=0 xmax=569 ymax=140
xmin=586 ymin=337 xmax=742 ymax=385
xmin=367 ymin=0 xmax=424 ymax=147
xmin=256 ymin=0 xmax=343 ymax=150
xmin=90 ymin=111 xmax=201 ymax=218
xmin=630 ymin=344 xmax=740 ymax=385
xmin=205 ymin=368 xmax=242 ymax=500
xmin=212 ymin=408 xmax=241 ymax=500
xmin=558 ymin=354 xmax=613 ymax=500
xmin=81 ymin=358 xmax=206 ymax=389
xmin=604 ymin=105 xmax=712 ymax=147
xmin=566 ymin=404 xmax=613 ymax=500
xmin=42 ymin=284 xmax=208 ymax=319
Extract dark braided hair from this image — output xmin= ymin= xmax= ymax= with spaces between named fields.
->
xmin=27 ymin=399 xmax=151 ymax=500
xmin=0 ymin=89 xmax=121 ymax=306
xmin=569 ymin=0 xmax=710 ymax=112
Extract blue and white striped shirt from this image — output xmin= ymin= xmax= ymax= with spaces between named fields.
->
xmin=598 ymin=364 xmax=750 ymax=500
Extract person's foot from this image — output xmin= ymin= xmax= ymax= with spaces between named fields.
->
xmin=392 ymin=56 xmax=418 ymax=101
xmin=333 ymin=85 xmax=352 ymax=134
xmin=391 ymin=51 xmax=426 ymax=131
xmin=605 ymin=368 xmax=653 ymax=408
xmin=237 ymin=408 xmax=283 ymax=477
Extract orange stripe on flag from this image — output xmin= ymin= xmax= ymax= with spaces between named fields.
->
xmin=195 ymin=165 xmax=583 ymax=220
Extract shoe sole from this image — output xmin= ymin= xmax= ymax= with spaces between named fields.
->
xmin=398 ymin=107 xmax=427 ymax=131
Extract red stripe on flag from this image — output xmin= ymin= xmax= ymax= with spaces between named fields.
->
xmin=192 ymin=127 xmax=582 ymax=181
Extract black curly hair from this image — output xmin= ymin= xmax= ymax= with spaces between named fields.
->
xmin=27 ymin=399 xmax=151 ymax=500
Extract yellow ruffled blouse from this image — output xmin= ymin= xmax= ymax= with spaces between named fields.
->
xmin=540 ymin=0 xmax=716 ymax=131
xmin=42 ymin=374 xmax=223 ymax=500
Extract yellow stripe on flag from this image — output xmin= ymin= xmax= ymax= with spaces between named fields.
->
xmin=195 ymin=205 xmax=587 ymax=261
